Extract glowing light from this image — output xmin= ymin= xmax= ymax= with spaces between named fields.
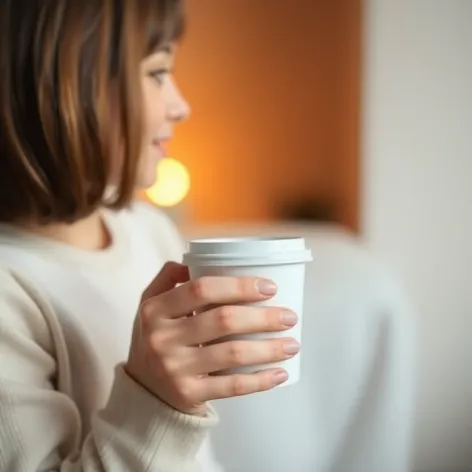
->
xmin=146 ymin=157 xmax=190 ymax=207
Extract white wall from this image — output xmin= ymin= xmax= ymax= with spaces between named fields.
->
xmin=362 ymin=1 xmax=472 ymax=471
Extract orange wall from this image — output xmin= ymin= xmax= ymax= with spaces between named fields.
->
xmin=169 ymin=0 xmax=361 ymax=230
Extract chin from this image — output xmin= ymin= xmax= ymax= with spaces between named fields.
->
xmin=136 ymin=174 xmax=157 ymax=190
xmin=135 ymin=159 xmax=159 ymax=189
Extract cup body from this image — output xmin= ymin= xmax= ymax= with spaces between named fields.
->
xmin=183 ymin=237 xmax=312 ymax=387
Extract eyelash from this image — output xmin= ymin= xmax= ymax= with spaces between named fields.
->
xmin=149 ymin=69 xmax=171 ymax=85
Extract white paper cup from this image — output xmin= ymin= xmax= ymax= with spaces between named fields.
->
xmin=183 ymin=236 xmax=312 ymax=387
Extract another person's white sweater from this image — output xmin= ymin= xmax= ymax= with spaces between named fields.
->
xmin=0 ymin=203 xmax=224 ymax=471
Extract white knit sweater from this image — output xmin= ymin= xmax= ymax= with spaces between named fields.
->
xmin=0 ymin=203 xmax=223 ymax=471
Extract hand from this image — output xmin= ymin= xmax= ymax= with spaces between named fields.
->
xmin=125 ymin=262 xmax=300 ymax=416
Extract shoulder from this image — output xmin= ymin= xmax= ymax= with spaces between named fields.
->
xmin=124 ymin=200 xmax=186 ymax=261
xmin=0 ymin=267 xmax=54 ymax=354
xmin=0 ymin=267 xmax=46 ymax=320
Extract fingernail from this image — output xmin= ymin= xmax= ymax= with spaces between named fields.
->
xmin=280 ymin=310 xmax=298 ymax=327
xmin=257 ymin=279 xmax=277 ymax=296
xmin=283 ymin=340 xmax=301 ymax=356
xmin=273 ymin=369 xmax=289 ymax=386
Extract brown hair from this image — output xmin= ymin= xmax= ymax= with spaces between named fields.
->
xmin=0 ymin=0 xmax=185 ymax=224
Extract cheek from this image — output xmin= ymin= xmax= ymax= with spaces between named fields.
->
xmin=142 ymin=84 xmax=166 ymax=138
xmin=143 ymin=106 xmax=165 ymax=140
xmin=108 ymin=81 xmax=166 ymax=189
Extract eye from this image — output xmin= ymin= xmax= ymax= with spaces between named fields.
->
xmin=149 ymin=68 xmax=171 ymax=85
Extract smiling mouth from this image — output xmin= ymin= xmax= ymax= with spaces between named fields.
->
xmin=152 ymin=138 xmax=170 ymax=157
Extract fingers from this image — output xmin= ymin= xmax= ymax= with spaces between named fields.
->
xmin=178 ymin=305 xmax=298 ymax=346
xmin=141 ymin=262 xmax=190 ymax=301
xmin=186 ymin=338 xmax=300 ymax=375
xmin=163 ymin=369 xmax=289 ymax=411
xmin=197 ymin=369 xmax=290 ymax=401
xmin=147 ymin=276 xmax=277 ymax=320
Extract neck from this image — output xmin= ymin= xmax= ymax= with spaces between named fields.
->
xmin=21 ymin=211 xmax=112 ymax=251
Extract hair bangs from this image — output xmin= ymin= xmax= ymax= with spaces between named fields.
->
xmin=145 ymin=0 xmax=187 ymax=54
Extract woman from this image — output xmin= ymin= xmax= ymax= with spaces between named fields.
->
xmin=0 ymin=1 xmax=297 ymax=470
xmin=0 ymin=1 xmax=416 ymax=471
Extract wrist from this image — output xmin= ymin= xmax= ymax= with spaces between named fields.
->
xmin=123 ymin=363 xmax=208 ymax=417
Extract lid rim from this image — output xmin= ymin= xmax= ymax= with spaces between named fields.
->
xmin=184 ymin=236 xmax=312 ymax=267
xmin=183 ymin=251 xmax=313 ymax=268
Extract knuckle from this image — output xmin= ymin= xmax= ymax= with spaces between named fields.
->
xmin=162 ymin=261 xmax=175 ymax=272
xmin=237 ymin=276 xmax=252 ymax=295
xmin=148 ymin=331 xmax=169 ymax=354
xmin=263 ymin=341 xmax=280 ymax=362
xmin=228 ymin=341 xmax=245 ymax=365
xmin=257 ymin=373 xmax=274 ymax=393
xmin=160 ymin=357 xmax=180 ymax=377
xmin=274 ymin=340 xmax=286 ymax=360
xmin=190 ymin=277 xmax=211 ymax=301
xmin=262 ymin=308 xmax=277 ymax=330
xmin=259 ymin=374 xmax=274 ymax=392
xmin=140 ymin=300 xmax=157 ymax=327
xmin=173 ymin=378 xmax=195 ymax=403
xmin=215 ymin=306 xmax=234 ymax=333
xmin=230 ymin=375 xmax=248 ymax=397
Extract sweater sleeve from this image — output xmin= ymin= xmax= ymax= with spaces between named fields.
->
xmin=0 ymin=269 xmax=218 ymax=472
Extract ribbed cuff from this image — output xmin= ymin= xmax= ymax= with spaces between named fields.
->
xmin=97 ymin=364 xmax=219 ymax=467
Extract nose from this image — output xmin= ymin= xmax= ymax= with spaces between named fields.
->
xmin=166 ymin=77 xmax=191 ymax=123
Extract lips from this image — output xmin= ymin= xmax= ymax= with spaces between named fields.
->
xmin=158 ymin=141 xmax=169 ymax=157
xmin=152 ymin=138 xmax=170 ymax=158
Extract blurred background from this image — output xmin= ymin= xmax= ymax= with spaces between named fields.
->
xmin=144 ymin=1 xmax=472 ymax=471
xmin=150 ymin=0 xmax=360 ymax=229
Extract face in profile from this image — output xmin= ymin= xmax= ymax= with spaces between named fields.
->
xmin=0 ymin=0 xmax=188 ymax=225
xmin=134 ymin=46 xmax=190 ymax=189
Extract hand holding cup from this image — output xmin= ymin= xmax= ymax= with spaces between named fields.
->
xmin=125 ymin=262 xmax=300 ymax=416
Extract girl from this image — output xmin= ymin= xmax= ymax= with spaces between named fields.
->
xmin=0 ymin=1 xmax=298 ymax=470
xmin=0 ymin=1 xmax=416 ymax=471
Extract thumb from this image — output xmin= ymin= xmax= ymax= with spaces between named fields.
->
xmin=141 ymin=261 xmax=190 ymax=301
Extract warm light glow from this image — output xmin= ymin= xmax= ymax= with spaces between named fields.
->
xmin=146 ymin=157 xmax=190 ymax=207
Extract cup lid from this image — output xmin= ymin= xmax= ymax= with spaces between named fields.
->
xmin=183 ymin=236 xmax=313 ymax=267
